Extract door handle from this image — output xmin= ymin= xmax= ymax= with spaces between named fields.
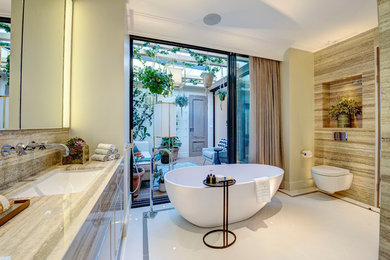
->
xmin=189 ymin=127 xmax=194 ymax=132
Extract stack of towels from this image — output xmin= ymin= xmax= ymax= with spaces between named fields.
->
xmin=91 ymin=143 xmax=120 ymax=162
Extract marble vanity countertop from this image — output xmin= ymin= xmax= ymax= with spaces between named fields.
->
xmin=0 ymin=158 xmax=123 ymax=260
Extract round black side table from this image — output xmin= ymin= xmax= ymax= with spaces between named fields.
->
xmin=214 ymin=147 xmax=223 ymax=165
xmin=203 ymin=179 xmax=236 ymax=249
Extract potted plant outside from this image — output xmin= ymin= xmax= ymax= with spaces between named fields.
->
xmin=329 ymin=97 xmax=362 ymax=128
xmin=160 ymin=150 xmax=170 ymax=164
xmin=153 ymin=169 xmax=166 ymax=192
xmin=202 ymin=72 xmax=214 ymax=88
xmin=184 ymin=48 xmax=223 ymax=89
xmin=201 ymin=66 xmax=221 ymax=89
xmin=216 ymin=88 xmax=227 ymax=110
xmin=132 ymin=152 xmax=145 ymax=197
xmin=160 ymin=137 xmax=182 ymax=162
xmin=133 ymin=88 xmax=153 ymax=141
xmin=136 ymin=66 xmax=174 ymax=96
xmin=175 ymin=95 xmax=189 ymax=116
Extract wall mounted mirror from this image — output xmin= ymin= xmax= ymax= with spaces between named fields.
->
xmin=0 ymin=0 xmax=72 ymax=130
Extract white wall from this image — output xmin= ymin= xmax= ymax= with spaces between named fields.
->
xmin=128 ymin=12 xmax=286 ymax=61
xmin=214 ymin=94 xmax=227 ymax=145
xmin=70 ymin=0 xmax=128 ymax=153
xmin=281 ymin=48 xmax=314 ymax=191
xmin=155 ymin=88 xmax=212 ymax=158
xmin=207 ymin=91 xmax=213 ymax=148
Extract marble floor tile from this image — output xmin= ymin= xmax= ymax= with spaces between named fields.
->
xmin=122 ymin=192 xmax=379 ymax=260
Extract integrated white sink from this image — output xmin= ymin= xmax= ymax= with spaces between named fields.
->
xmin=13 ymin=168 xmax=103 ymax=198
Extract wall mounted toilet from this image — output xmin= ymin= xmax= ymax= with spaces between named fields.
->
xmin=311 ymin=165 xmax=353 ymax=194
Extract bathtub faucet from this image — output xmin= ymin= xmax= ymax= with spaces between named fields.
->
xmin=145 ymin=148 xmax=173 ymax=219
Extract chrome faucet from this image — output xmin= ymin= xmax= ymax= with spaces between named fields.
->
xmin=0 ymin=141 xmax=70 ymax=157
xmin=15 ymin=143 xmax=27 ymax=156
xmin=25 ymin=141 xmax=69 ymax=156
xmin=145 ymin=148 xmax=173 ymax=219
xmin=1 ymin=144 xmax=15 ymax=157
xmin=42 ymin=143 xmax=70 ymax=157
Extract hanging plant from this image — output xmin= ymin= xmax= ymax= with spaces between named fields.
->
xmin=201 ymin=66 xmax=220 ymax=89
xmin=175 ymin=95 xmax=189 ymax=116
xmin=216 ymin=88 xmax=227 ymax=110
xmin=175 ymin=95 xmax=188 ymax=108
xmin=216 ymin=88 xmax=227 ymax=101
xmin=135 ymin=66 xmax=174 ymax=96
xmin=0 ymin=23 xmax=10 ymax=33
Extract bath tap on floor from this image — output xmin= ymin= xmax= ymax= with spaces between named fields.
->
xmin=145 ymin=148 xmax=173 ymax=219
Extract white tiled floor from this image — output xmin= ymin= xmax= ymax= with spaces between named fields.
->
xmin=122 ymin=192 xmax=379 ymax=260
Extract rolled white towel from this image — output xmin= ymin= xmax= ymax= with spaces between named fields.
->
xmin=97 ymin=143 xmax=116 ymax=151
xmin=95 ymin=148 xmax=114 ymax=155
xmin=0 ymin=195 xmax=14 ymax=213
xmin=254 ymin=177 xmax=271 ymax=204
xmin=107 ymin=153 xmax=121 ymax=161
xmin=91 ymin=154 xmax=109 ymax=162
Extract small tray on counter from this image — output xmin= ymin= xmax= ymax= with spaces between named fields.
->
xmin=0 ymin=199 xmax=30 ymax=227
xmin=203 ymin=179 xmax=236 ymax=187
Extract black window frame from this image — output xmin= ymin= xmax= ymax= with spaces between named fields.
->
xmin=129 ymin=35 xmax=248 ymax=191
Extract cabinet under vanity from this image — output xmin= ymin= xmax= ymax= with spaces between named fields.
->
xmin=64 ymin=161 xmax=126 ymax=260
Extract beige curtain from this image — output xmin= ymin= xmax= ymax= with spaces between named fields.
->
xmin=249 ymin=56 xmax=283 ymax=167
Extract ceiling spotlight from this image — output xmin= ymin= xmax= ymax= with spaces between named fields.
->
xmin=203 ymin=13 xmax=221 ymax=26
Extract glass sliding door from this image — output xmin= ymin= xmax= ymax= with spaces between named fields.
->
xmin=130 ymin=36 xmax=230 ymax=206
xmin=236 ymin=56 xmax=250 ymax=163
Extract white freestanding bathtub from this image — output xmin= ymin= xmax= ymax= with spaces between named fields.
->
xmin=165 ymin=164 xmax=284 ymax=227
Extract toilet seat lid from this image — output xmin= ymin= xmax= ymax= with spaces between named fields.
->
xmin=311 ymin=165 xmax=350 ymax=177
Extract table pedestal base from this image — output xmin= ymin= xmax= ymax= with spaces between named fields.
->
xmin=203 ymin=229 xmax=236 ymax=249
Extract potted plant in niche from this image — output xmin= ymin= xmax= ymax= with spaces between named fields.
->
xmin=132 ymin=152 xmax=145 ymax=197
xmin=160 ymin=137 xmax=182 ymax=162
xmin=175 ymin=95 xmax=188 ymax=116
xmin=153 ymin=169 xmax=166 ymax=192
xmin=329 ymin=97 xmax=362 ymax=128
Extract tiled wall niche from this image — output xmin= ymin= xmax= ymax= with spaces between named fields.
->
xmin=314 ymin=28 xmax=378 ymax=206
xmin=321 ymin=74 xmax=363 ymax=128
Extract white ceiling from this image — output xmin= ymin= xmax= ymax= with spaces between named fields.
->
xmin=0 ymin=0 xmax=10 ymax=17
xmin=128 ymin=0 xmax=378 ymax=60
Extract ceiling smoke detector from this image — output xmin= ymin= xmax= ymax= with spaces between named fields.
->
xmin=203 ymin=13 xmax=221 ymax=26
